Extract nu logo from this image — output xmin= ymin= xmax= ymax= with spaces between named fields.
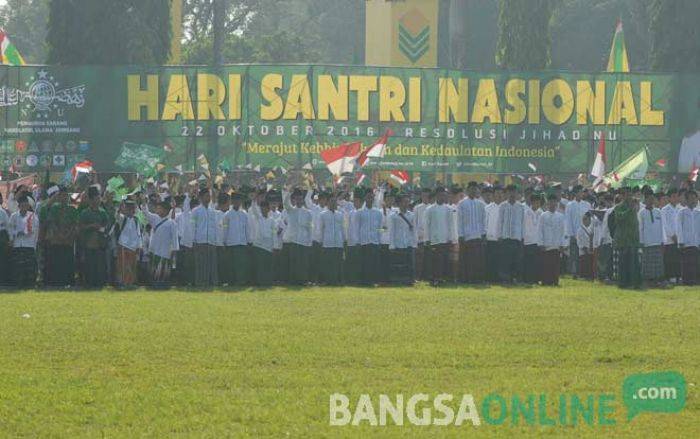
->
xmin=398 ymin=9 xmax=430 ymax=64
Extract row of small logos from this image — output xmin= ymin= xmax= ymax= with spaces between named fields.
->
xmin=0 ymin=154 xmax=84 ymax=169
xmin=0 ymin=139 xmax=91 ymax=154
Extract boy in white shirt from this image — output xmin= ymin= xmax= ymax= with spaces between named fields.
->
xmin=677 ymin=190 xmax=698 ymax=285
xmin=523 ymin=193 xmax=543 ymax=284
xmin=425 ymin=187 xmax=455 ymax=286
xmin=576 ymin=212 xmax=595 ymax=280
xmin=0 ymin=199 xmax=10 ymax=287
xmin=115 ymin=199 xmax=142 ymax=289
xmin=9 ymin=195 xmax=39 ymax=288
xmin=661 ymin=188 xmax=681 ymax=283
xmin=538 ymin=194 xmax=568 ymax=286
xmin=638 ymin=191 xmax=665 ymax=285
xmin=389 ymin=193 xmax=417 ymax=285
xmin=143 ymin=200 xmax=180 ymax=288
xmin=249 ymin=197 xmax=276 ymax=286
xmin=319 ymin=193 xmax=346 ymax=285
xmin=223 ymin=192 xmax=251 ymax=287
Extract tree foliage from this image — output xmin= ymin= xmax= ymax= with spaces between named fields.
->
xmin=649 ymin=0 xmax=700 ymax=72
xmin=496 ymin=0 xmax=559 ymax=70
xmin=47 ymin=0 xmax=171 ymax=65
xmin=0 ymin=0 xmax=50 ymax=64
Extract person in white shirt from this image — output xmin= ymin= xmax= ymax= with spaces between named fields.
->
xmin=115 ymin=199 xmax=142 ymax=288
xmin=143 ymin=200 xmax=180 ymax=287
xmin=222 ymin=192 xmax=252 ymax=286
xmin=345 ymin=188 xmax=364 ymax=284
xmin=214 ymin=192 xmax=229 ymax=285
xmin=661 ymin=188 xmax=681 ymax=282
xmin=537 ymin=193 xmax=568 ymax=286
xmin=677 ymin=190 xmax=699 ymax=285
xmin=483 ymin=186 xmax=502 ymax=282
xmin=497 ymin=185 xmax=525 ymax=283
xmin=191 ymin=188 xmax=219 ymax=288
xmin=425 ymin=187 xmax=455 ymax=286
xmin=522 ymin=193 xmax=543 ymax=284
xmin=448 ymin=186 xmax=463 ymax=282
xmin=319 ymin=194 xmax=346 ymax=285
xmin=389 ymin=193 xmax=417 ymax=285
xmin=249 ymin=197 xmax=276 ymax=286
xmin=413 ymin=188 xmax=432 ymax=281
xmin=306 ymin=189 xmax=327 ymax=284
xmin=576 ymin=212 xmax=595 ymax=280
xmin=175 ymin=193 xmax=195 ymax=286
xmin=9 ymin=195 xmax=39 ymax=288
xmin=358 ymin=189 xmax=384 ymax=285
xmin=594 ymin=193 xmax=615 ymax=282
xmin=283 ymin=188 xmax=313 ymax=285
xmin=564 ymin=186 xmax=592 ymax=277
xmin=638 ymin=191 xmax=665 ymax=284
xmin=457 ymin=182 xmax=486 ymax=283
xmin=0 ymin=200 xmax=10 ymax=286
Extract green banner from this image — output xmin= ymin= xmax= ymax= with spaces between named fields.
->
xmin=0 ymin=65 xmax=695 ymax=176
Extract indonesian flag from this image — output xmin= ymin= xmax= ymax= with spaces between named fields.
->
xmin=355 ymin=172 xmax=367 ymax=186
xmin=320 ymin=142 xmax=362 ymax=176
xmin=357 ymin=130 xmax=393 ymax=167
xmin=71 ymin=160 xmax=94 ymax=182
xmin=656 ymin=159 xmax=667 ymax=168
xmin=690 ymin=162 xmax=699 ymax=183
xmin=390 ymin=170 xmax=409 ymax=186
xmin=591 ymin=136 xmax=606 ymax=179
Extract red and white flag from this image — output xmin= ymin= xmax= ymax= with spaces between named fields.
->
xmin=690 ymin=162 xmax=699 ymax=183
xmin=591 ymin=136 xmax=606 ymax=179
xmin=320 ymin=142 xmax=362 ymax=176
xmin=390 ymin=170 xmax=409 ymax=186
xmin=71 ymin=160 xmax=94 ymax=182
xmin=656 ymin=158 xmax=667 ymax=168
xmin=357 ymin=130 xmax=393 ymax=167
xmin=354 ymin=172 xmax=367 ymax=186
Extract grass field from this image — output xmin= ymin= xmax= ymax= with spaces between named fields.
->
xmin=0 ymin=280 xmax=698 ymax=438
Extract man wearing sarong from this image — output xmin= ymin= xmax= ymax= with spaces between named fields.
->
xmin=677 ymin=190 xmax=699 ymax=286
xmin=522 ymin=193 xmax=543 ymax=284
xmin=537 ymin=194 xmax=568 ymax=286
xmin=319 ymin=194 xmax=345 ymax=285
xmin=609 ymin=187 xmax=642 ymax=289
xmin=9 ymin=195 xmax=39 ymax=288
xmin=283 ymin=188 xmax=313 ymax=285
xmin=425 ymin=187 xmax=454 ymax=286
xmin=79 ymin=187 xmax=110 ymax=289
xmin=344 ymin=189 xmax=364 ymax=284
xmin=249 ymin=197 xmax=276 ymax=286
xmin=115 ymin=200 xmax=141 ymax=288
xmin=191 ymin=188 xmax=220 ymax=288
xmin=638 ymin=191 xmax=665 ymax=286
xmin=143 ymin=200 xmax=180 ymax=288
xmin=497 ymin=185 xmax=525 ymax=284
xmin=223 ymin=192 xmax=251 ymax=286
xmin=42 ymin=185 xmax=78 ymax=288
xmin=358 ymin=189 xmax=383 ymax=285
xmin=389 ymin=193 xmax=417 ymax=285
xmin=0 ymin=194 xmax=12 ymax=287
xmin=661 ymin=188 xmax=681 ymax=283
xmin=457 ymin=182 xmax=486 ymax=283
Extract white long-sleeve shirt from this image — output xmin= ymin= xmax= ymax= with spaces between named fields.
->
xmin=282 ymin=192 xmax=313 ymax=246
xmin=320 ymin=209 xmax=345 ymax=248
xmin=9 ymin=211 xmax=39 ymax=248
xmin=143 ymin=210 xmax=179 ymax=259
xmin=305 ymin=191 xmax=324 ymax=244
xmin=223 ymin=208 xmax=250 ymax=246
xmin=413 ymin=203 xmax=430 ymax=243
xmin=576 ymin=224 xmax=595 ymax=253
xmin=116 ymin=215 xmax=142 ymax=251
xmin=661 ymin=204 xmax=679 ymax=245
xmin=389 ymin=210 xmax=417 ymax=249
xmin=565 ymin=199 xmax=592 ymax=237
xmin=677 ymin=206 xmax=699 ymax=247
xmin=484 ymin=202 xmax=500 ymax=241
xmin=457 ymin=197 xmax=486 ymax=241
xmin=425 ymin=204 xmax=454 ymax=245
xmin=0 ymin=208 xmax=9 ymax=236
xmin=175 ymin=195 xmax=194 ymax=248
xmin=638 ymin=207 xmax=664 ymax=247
xmin=346 ymin=208 xmax=360 ymax=247
xmin=538 ymin=211 xmax=567 ymax=250
xmin=192 ymin=204 xmax=219 ymax=245
xmin=248 ymin=203 xmax=276 ymax=253
xmin=523 ymin=206 xmax=542 ymax=246
xmin=358 ymin=207 xmax=383 ymax=245
xmin=498 ymin=201 xmax=525 ymax=241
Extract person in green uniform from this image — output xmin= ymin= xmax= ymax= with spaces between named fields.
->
xmin=609 ymin=187 xmax=642 ymax=289
xmin=79 ymin=186 xmax=110 ymax=288
xmin=42 ymin=185 xmax=78 ymax=287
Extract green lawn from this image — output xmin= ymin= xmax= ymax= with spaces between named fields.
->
xmin=0 ymin=281 xmax=698 ymax=438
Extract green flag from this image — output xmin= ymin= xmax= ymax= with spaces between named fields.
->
xmin=606 ymin=20 xmax=630 ymax=73
xmin=603 ymin=148 xmax=648 ymax=188
xmin=115 ymin=142 xmax=165 ymax=176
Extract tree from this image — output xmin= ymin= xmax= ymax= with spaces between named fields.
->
xmin=47 ymin=0 xmax=172 ymax=65
xmin=551 ymin=0 xmax=652 ymax=72
xmin=495 ymin=0 xmax=559 ymax=70
xmin=649 ymin=0 xmax=700 ymax=72
xmin=0 ymin=0 xmax=50 ymax=64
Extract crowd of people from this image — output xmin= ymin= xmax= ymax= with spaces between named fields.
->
xmin=0 ymin=175 xmax=699 ymax=290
